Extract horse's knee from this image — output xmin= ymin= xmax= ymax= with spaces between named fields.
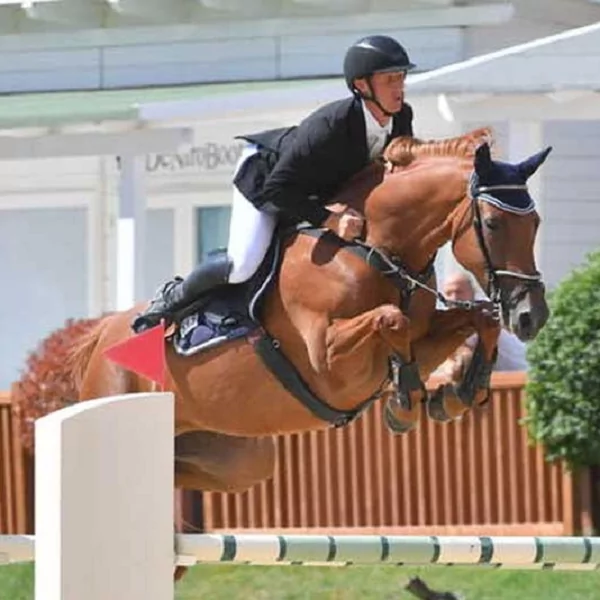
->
xmin=373 ymin=304 xmax=409 ymax=332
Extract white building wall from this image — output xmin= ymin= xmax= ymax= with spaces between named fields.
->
xmin=0 ymin=108 xmax=309 ymax=382
xmin=541 ymin=120 xmax=600 ymax=288
xmin=0 ymin=157 xmax=90 ymax=388
xmin=0 ymin=207 xmax=87 ymax=389
xmin=0 ymin=155 xmax=99 ymax=206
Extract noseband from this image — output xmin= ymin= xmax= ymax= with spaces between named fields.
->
xmin=469 ymin=175 xmax=544 ymax=312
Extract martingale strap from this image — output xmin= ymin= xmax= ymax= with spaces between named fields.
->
xmin=296 ymin=226 xmax=436 ymax=301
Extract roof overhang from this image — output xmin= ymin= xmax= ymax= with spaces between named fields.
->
xmin=406 ymin=20 xmax=600 ymax=96
xmin=0 ymin=78 xmax=341 ymax=158
xmin=0 ymin=126 xmax=193 ymax=159
xmin=431 ymin=90 xmax=600 ymax=122
xmin=404 ymin=20 xmax=600 ymax=123
xmin=0 ymin=1 xmax=515 ymax=32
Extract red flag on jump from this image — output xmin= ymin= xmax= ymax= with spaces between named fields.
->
xmin=103 ymin=321 xmax=166 ymax=389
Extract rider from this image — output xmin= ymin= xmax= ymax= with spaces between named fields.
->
xmin=132 ymin=34 xmax=417 ymax=333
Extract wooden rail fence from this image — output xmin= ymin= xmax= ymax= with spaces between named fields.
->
xmin=201 ymin=373 xmax=591 ymax=536
xmin=0 ymin=391 xmax=27 ymax=534
xmin=0 ymin=374 xmax=592 ymax=536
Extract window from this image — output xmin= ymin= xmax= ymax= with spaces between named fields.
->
xmin=196 ymin=206 xmax=232 ymax=262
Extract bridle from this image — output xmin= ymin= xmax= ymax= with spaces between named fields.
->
xmin=468 ymin=174 xmax=544 ymax=315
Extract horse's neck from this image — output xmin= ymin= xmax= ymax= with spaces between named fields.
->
xmin=364 ymin=160 xmax=470 ymax=273
xmin=335 ymin=162 xmax=386 ymax=213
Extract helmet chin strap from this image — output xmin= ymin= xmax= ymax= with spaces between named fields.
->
xmin=354 ymin=77 xmax=398 ymax=118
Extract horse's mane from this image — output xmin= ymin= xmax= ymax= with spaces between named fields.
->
xmin=329 ymin=126 xmax=495 ymax=210
xmin=383 ymin=127 xmax=494 ymax=167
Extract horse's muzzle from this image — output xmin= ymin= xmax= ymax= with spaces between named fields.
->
xmin=507 ymin=285 xmax=549 ymax=342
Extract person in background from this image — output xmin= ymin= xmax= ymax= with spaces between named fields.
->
xmin=437 ymin=271 xmax=529 ymax=373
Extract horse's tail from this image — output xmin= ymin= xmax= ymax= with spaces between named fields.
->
xmin=12 ymin=316 xmax=105 ymax=455
xmin=67 ymin=316 xmax=110 ymax=393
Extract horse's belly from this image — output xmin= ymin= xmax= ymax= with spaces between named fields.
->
xmin=170 ymin=339 xmax=339 ymax=437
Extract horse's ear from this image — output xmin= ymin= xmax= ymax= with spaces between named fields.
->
xmin=474 ymin=142 xmax=492 ymax=175
xmin=518 ymin=146 xmax=553 ymax=180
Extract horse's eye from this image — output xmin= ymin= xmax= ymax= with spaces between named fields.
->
xmin=484 ymin=217 xmax=501 ymax=231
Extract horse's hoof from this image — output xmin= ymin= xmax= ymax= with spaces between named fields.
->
xmin=474 ymin=388 xmax=491 ymax=409
xmin=456 ymin=383 xmax=491 ymax=408
xmin=383 ymin=400 xmax=417 ymax=434
xmin=426 ymin=385 xmax=453 ymax=423
xmin=174 ymin=565 xmax=188 ymax=582
xmin=455 ymin=380 xmax=475 ymax=407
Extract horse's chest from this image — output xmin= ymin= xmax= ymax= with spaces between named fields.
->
xmin=406 ymin=290 xmax=436 ymax=339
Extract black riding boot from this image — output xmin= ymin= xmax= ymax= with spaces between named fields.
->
xmin=131 ymin=253 xmax=232 ymax=333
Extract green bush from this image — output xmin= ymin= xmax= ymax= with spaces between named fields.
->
xmin=524 ymin=249 xmax=600 ymax=468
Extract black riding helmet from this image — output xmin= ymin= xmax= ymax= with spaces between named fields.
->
xmin=343 ymin=35 xmax=416 ymax=115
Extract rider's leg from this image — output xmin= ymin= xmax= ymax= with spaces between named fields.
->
xmin=174 ymin=184 xmax=276 ymax=293
xmin=131 ymin=253 xmax=233 ymax=333
xmin=227 ymin=182 xmax=277 ymax=284
xmin=132 ymin=146 xmax=276 ymax=333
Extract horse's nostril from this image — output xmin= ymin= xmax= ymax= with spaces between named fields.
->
xmin=518 ymin=311 xmax=532 ymax=334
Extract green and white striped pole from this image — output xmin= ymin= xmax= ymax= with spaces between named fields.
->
xmin=176 ymin=534 xmax=600 ymax=571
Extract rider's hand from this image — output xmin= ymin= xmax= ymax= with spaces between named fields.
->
xmin=323 ymin=208 xmax=364 ymax=241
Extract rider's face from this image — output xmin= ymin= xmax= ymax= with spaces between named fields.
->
xmin=355 ymin=71 xmax=406 ymax=116
xmin=371 ymin=71 xmax=406 ymax=113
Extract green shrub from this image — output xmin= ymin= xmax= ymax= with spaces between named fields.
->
xmin=524 ymin=249 xmax=600 ymax=468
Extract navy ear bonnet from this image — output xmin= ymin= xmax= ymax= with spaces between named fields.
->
xmin=469 ymin=143 xmax=552 ymax=214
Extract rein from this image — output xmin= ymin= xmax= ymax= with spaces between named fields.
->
xmin=356 ymin=241 xmax=491 ymax=312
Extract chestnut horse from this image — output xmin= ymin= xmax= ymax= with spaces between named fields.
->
xmin=70 ymin=128 xmax=550 ymax=498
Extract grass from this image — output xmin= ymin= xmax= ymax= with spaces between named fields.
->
xmin=2 ymin=562 xmax=600 ymax=599
xmin=0 ymin=563 xmax=34 ymax=600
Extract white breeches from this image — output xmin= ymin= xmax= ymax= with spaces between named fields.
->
xmin=227 ymin=145 xmax=277 ymax=284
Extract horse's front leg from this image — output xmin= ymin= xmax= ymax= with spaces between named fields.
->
xmin=412 ymin=306 xmax=500 ymax=422
xmin=454 ymin=312 xmax=501 ymax=409
xmin=325 ymin=303 xmax=426 ymax=434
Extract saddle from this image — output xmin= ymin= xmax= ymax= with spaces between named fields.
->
xmin=172 ymin=231 xmax=281 ymax=357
